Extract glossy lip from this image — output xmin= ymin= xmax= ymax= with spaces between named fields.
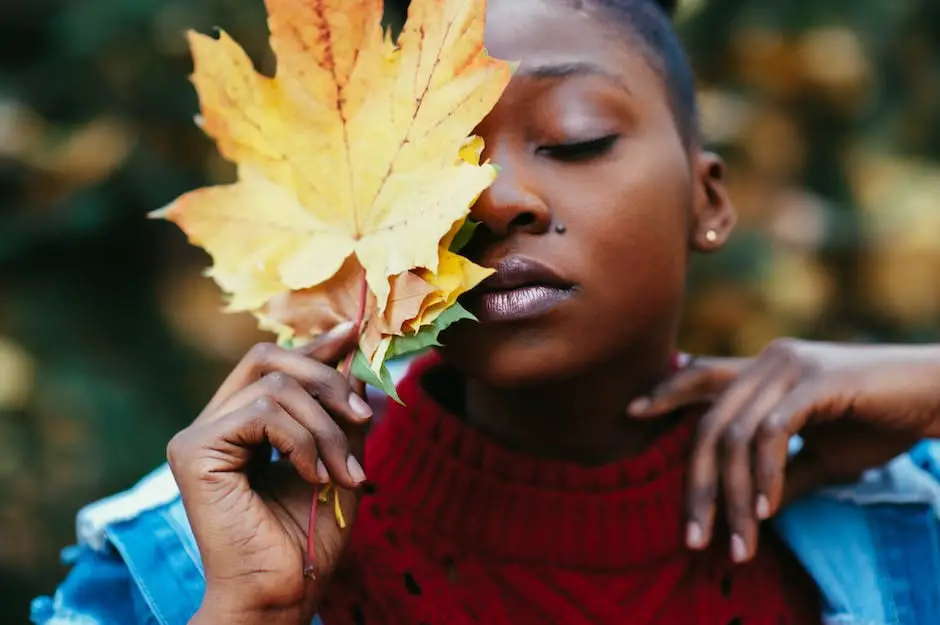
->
xmin=467 ymin=256 xmax=576 ymax=323
xmin=478 ymin=256 xmax=573 ymax=292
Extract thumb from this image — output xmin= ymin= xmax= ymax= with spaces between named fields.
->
xmin=629 ymin=358 xmax=744 ymax=418
xmin=294 ymin=321 xmax=360 ymax=366
xmin=781 ymin=445 xmax=829 ymax=507
xmin=770 ymin=380 xmax=832 ymax=506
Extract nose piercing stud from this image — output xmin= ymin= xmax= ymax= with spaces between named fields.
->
xmin=554 ymin=223 xmax=567 ymax=234
xmin=705 ymin=229 xmax=718 ymax=243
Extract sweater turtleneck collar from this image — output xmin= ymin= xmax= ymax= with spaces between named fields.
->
xmin=365 ymin=352 xmax=699 ymax=570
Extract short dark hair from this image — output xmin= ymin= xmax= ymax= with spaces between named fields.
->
xmin=585 ymin=0 xmax=699 ymax=147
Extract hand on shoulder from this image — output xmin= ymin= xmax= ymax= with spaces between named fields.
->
xmin=628 ymin=339 xmax=940 ymax=563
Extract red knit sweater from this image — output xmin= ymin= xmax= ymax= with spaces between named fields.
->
xmin=320 ymin=355 xmax=821 ymax=625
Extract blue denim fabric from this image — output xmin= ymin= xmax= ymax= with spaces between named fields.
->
xmin=773 ymin=443 xmax=940 ymax=625
xmin=32 ymin=443 xmax=940 ymax=625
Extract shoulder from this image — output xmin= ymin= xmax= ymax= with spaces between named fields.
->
xmin=76 ymin=464 xmax=183 ymax=551
xmin=32 ymin=465 xmax=204 ymax=625
xmin=775 ymin=441 xmax=940 ymax=625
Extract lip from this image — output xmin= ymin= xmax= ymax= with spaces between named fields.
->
xmin=466 ymin=256 xmax=576 ymax=323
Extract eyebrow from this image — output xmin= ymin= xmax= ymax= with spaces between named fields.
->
xmin=517 ymin=61 xmax=631 ymax=93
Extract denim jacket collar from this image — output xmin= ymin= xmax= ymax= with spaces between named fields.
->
xmin=32 ymin=433 xmax=940 ymax=625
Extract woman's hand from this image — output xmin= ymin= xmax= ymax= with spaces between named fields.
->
xmin=628 ymin=340 xmax=940 ymax=564
xmin=168 ymin=322 xmax=373 ymax=625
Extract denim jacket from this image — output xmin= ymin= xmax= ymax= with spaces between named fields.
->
xmin=31 ymin=418 xmax=940 ymax=625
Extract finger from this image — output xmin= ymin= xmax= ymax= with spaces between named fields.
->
xmin=720 ymin=361 xmax=800 ymax=562
xmin=629 ymin=357 xmax=749 ymax=417
xmin=169 ymin=396 xmax=322 ymax=490
xmin=685 ymin=357 xmax=776 ymax=551
xmin=349 ymin=375 xmax=366 ymax=399
xmin=256 ymin=372 xmax=365 ymax=489
xmin=211 ymin=345 xmax=371 ymax=431
xmin=781 ymin=443 xmax=829 ymax=507
xmin=292 ymin=321 xmax=359 ymax=364
xmin=629 ymin=368 xmax=717 ymax=417
xmin=720 ymin=428 xmax=754 ymax=564
xmin=787 ymin=422 xmax=919 ymax=508
xmin=753 ymin=424 xmax=794 ymax=520
xmin=756 ymin=380 xmax=824 ymax=506
xmin=203 ymin=321 xmax=357 ymax=417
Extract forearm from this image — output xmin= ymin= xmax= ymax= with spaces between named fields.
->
xmin=867 ymin=343 xmax=940 ymax=365
xmin=878 ymin=344 xmax=940 ymax=437
xmin=818 ymin=342 xmax=940 ymax=437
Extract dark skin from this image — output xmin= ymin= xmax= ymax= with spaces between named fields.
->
xmin=441 ymin=0 xmax=734 ymax=463
xmin=629 ymin=340 xmax=940 ymax=563
xmin=170 ymin=2 xmax=939 ymax=624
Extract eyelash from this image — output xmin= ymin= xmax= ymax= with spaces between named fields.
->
xmin=538 ymin=134 xmax=619 ymax=162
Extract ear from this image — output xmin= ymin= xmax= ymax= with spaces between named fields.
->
xmin=689 ymin=151 xmax=736 ymax=253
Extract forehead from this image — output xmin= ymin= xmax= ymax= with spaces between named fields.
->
xmin=484 ymin=0 xmax=640 ymax=78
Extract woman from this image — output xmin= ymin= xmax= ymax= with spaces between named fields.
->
xmin=32 ymin=0 xmax=940 ymax=624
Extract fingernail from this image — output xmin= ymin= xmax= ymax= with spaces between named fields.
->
xmin=755 ymin=494 xmax=771 ymax=520
xmin=628 ymin=397 xmax=651 ymax=414
xmin=731 ymin=534 xmax=748 ymax=563
xmin=325 ymin=321 xmax=356 ymax=340
xmin=316 ymin=459 xmax=330 ymax=483
xmin=686 ymin=521 xmax=704 ymax=549
xmin=349 ymin=393 xmax=373 ymax=420
xmin=347 ymin=455 xmax=366 ymax=484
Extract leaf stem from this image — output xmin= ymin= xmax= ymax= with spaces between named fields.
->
xmin=305 ymin=270 xmax=369 ymax=577
xmin=303 ymin=490 xmax=319 ymax=578
xmin=341 ymin=272 xmax=370 ymax=377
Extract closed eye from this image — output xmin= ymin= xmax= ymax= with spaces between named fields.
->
xmin=538 ymin=134 xmax=619 ymax=162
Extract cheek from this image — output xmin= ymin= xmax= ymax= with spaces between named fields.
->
xmin=559 ymin=151 xmax=692 ymax=324
xmin=586 ymin=209 xmax=688 ymax=323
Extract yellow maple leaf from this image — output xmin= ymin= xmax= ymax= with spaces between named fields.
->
xmin=156 ymin=0 xmax=511 ymax=322
xmin=408 ymin=249 xmax=492 ymax=331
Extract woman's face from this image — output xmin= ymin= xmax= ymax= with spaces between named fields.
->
xmin=442 ymin=0 xmax=732 ymax=386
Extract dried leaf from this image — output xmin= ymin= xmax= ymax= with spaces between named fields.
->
xmin=258 ymin=258 xmax=437 ymax=357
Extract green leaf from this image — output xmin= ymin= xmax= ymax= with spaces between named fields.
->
xmin=351 ymin=349 xmax=403 ymax=404
xmin=354 ymin=303 xmax=476 ymax=403
xmin=448 ymin=220 xmax=479 ymax=253
xmin=387 ymin=302 xmax=476 ymax=360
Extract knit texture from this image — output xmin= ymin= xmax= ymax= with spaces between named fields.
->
xmin=320 ymin=354 xmax=821 ymax=625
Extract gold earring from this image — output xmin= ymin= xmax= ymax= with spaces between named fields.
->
xmin=705 ymin=229 xmax=718 ymax=243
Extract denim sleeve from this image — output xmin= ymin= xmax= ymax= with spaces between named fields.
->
xmin=911 ymin=440 xmax=940 ymax=482
xmin=776 ymin=442 xmax=940 ymax=624
xmin=31 ymin=545 xmax=155 ymax=625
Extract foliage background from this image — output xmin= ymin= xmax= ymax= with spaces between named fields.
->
xmin=2 ymin=0 xmax=939 ymax=621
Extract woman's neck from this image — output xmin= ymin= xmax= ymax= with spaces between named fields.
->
xmin=459 ymin=352 xmax=675 ymax=464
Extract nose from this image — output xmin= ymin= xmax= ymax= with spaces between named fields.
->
xmin=471 ymin=148 xmax=551 ymax=237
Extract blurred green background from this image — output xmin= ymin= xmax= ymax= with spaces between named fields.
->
xmin=2 ymin=0 xmax=940 ymax=621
